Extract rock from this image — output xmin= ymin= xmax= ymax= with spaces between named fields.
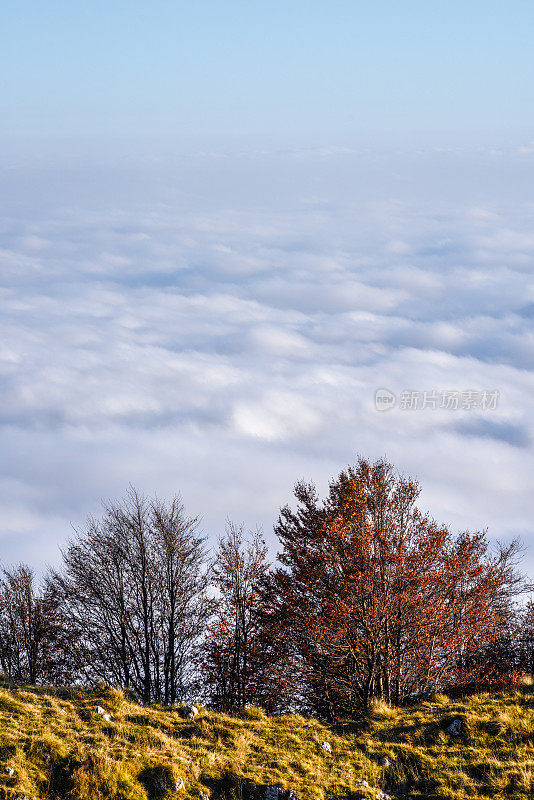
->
xmin=321 ymin=741 xmax=332 ymax=753
xmin=266 ymin=785 xmax=297 ymax=800
xmin=3 ymin=767 xmax=14 ymax=776
xmin=447 ymin=718 xmax=462 ymax=736
xmin=356 ymin=780 xmax=369 ymax=788
xmin=181 ymin=704 xmax=199 ymax=720
xmin=173 ymin=777 xmax=185 ymax=791
xmin=93 ymin=705 xmax=106 ymax=714
xmin=376 ymin=792 xmax=393 ymax=800
xmin=275 ymin=790 xmax=296 ymax=800
xmin=102 ymin=713 xmax=113 ymax=722
xmin=379 ymin=755 xmax=391 ymax=767
xmin=199 ymin=792 xmax=210 ymax=800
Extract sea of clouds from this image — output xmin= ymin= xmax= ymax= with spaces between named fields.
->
xmin=1 ymin=140 xmax=533 ymax=569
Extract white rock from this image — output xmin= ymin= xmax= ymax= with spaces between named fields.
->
xmin=321 ymin=741 xmax=332 ymax=753
xmin=181 ymin=704 xmax=199 ymax=720
xmin=356 ymin=780 xmax=369 ymax=787
xmin=3 ymin=767 xmax=14 ymax=776
xmin=174 ymin=777 xmax=185 ymax=791
xmin=447 ymin=718 xmax=462 ymax=736
xmin=93 ymin=705 xmax=106 ymax=714
xmin=379 ymin=755 xmax=391 ymax=767
xmin=199 ymin=792 xmax=210 ymax=800
xmin=102 ymin=713 xmax=113 ymax=722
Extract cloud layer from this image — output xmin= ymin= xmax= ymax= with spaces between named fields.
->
xmin=1 ymin=142 xmax=533 ymax=569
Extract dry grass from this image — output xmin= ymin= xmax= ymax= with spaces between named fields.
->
xmin=1 ymin=680 xmax=534 ymax=800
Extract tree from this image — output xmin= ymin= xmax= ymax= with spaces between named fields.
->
xmin=203 ymin=523 xmax=269 ymax=712
xmin=151 ymin=496 xmax=213 ymax=704
xmin=269 ymin=457 xmax=523 ymax=717
xmin=49 ymin=488 xmax=210 ymax=704
xmin=0 ymin=564 xmax=71 ymax=685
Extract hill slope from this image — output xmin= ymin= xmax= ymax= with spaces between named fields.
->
xmin=0 ymin=682 xmax=533 ymax=800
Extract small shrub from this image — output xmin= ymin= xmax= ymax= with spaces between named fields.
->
xmin=369 ymin=700 xmax=398 ymax=721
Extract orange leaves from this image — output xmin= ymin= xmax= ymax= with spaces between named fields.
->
xmin=271 ymin=457 xmax=521 ymax=716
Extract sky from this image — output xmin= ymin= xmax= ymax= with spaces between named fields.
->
xmin=2 ymin=0 xmax=534 ymax=141
xmin=1 ymin=1 xmax=534 ymax=571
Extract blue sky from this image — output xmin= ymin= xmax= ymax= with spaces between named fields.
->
xmin=1 ymin=2 xmax=534 ymax=571
xmin=2 ymin=0 xmax=534 ymax=140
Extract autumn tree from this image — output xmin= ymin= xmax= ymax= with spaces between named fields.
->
xmin=268 ymin=457 xmax=524 ymax=717
xmin=203 ymin=523 xmax=270 ymax=712
xmin=443 ymin=538 xmax=526 ymax=694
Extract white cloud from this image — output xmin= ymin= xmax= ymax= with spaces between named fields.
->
xmin=0 ymin=144 xmax=533 ymax=571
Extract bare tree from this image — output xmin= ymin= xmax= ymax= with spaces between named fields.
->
xmin=0 ymin=563 xmax=70 ymax=685
xmin=49 ymin=488 xmax=210 ymax=704
xmin=203 ymin=522 xmax=269 ymax=712
xmin=151 ymin=495 xmax=212 ymax=704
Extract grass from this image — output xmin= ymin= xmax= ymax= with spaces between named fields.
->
xmin=0 ymin=681 xmax=533 ymax=800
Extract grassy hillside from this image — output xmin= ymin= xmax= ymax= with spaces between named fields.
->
xmin=1 ymin=681 xmax=533 ymax=800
